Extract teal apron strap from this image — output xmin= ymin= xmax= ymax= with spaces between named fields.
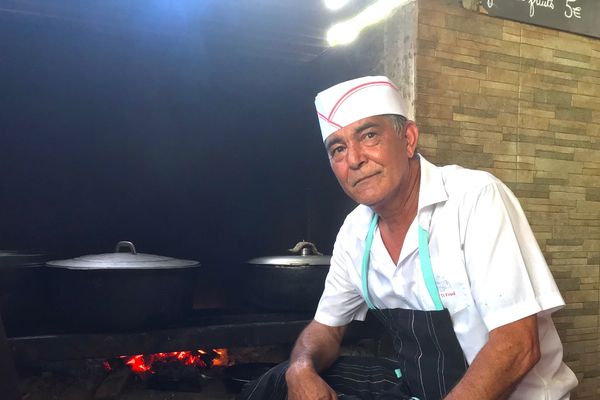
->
xmin=361 ymin=213 xmax=379 ymax=310
xmin=418 ymin=226 xmax=444 ymax=311
xmin=362 ymin=215 xmax=444 ymax=311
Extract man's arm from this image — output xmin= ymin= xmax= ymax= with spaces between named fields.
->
xmin=285 ymin=320 xmax=348 ymax=400
xmin=445 ymin=314 xmax=541 ymax=400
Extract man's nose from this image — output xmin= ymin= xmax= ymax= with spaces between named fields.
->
xmin=347 ymin=143 xmax=366 ymax=169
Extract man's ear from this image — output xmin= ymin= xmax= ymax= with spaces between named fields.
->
xmin=404 ymin=121 xmax=419 ymax=158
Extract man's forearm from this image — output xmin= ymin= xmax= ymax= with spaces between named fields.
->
xmin=445 ymin=315 xmax=541 ymax=400
xmin=285 ymin=320 xmax=347 ymax=400
xmin=289 ymin=320 xmax=347 ymax=373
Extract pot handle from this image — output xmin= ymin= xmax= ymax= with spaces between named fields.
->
xmin=288 ymin=241 xmax=323 ymax=256
xmin=115 ymin=241 xmax=137 ymax=255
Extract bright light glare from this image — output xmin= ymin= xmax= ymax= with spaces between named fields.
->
xmin=327 ymin=0 xmax=412 ymax=46
xmin=324 ymin=0 xmax=351 ymax=11
xmin=327 ymin=23 xmax=360 ymax=46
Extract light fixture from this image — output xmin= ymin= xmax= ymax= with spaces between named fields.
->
xmin=326 ymin=0 xmax=412 ymax=46
xmin=324 ymin=0 xmax=351 ymax=11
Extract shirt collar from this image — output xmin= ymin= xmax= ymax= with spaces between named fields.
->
xmin=352 ymin=154 xmax=449 ymax=240
xmin=418 ymin=154 xmax=448 ymax=211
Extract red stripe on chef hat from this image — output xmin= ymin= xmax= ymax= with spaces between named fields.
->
xmin=328 ymin=80 xmax=399 ymax=121
xmin=317 ymin=111 xmax=343 ymax=129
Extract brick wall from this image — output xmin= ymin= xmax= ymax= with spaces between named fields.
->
xmin=376 ymin=0 xmax=600 ymax=398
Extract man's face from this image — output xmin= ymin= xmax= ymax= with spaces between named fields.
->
xmin=324 ymin=115 xmax=418 ymax=209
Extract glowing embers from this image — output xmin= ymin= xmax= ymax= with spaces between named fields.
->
xmin=101 ymin=349 xmax=230 ymax=392
xmin=105 ymin=348 xmax=229 ymax=375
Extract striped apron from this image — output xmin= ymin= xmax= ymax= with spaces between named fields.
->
xmin=238 ymin=214 xmax=468 ymax=400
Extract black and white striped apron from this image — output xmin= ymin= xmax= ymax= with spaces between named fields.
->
xmin=238 ymin=214 xmax=468 ymax=400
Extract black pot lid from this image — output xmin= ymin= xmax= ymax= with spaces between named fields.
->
xmin=46 ymin=241 xmax=200 ymax=270
xmin=247 ymin=255 xmax=331 ymax=266
xmin=247 ymin=241 xmax=331 ymax=266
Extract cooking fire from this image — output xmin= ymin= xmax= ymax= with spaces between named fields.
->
xmin=104 ymin=348 xmax=229 ymax=374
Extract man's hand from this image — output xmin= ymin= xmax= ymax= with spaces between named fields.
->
xmin=445 ymin=314 xmax=541 ymax=400
xmin=286 ymin=360 xmax=338 ymax=400
xmin=285 ymin=320 xmax=348 ymax=399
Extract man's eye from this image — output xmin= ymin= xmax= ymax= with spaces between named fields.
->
xmin=364 ymin=131 xmax=378 ymax=140
xmin=330 ymin=146 xmax=345 ymax=157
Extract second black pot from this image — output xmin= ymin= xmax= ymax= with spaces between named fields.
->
xmin=244 ymin=242 xmax=331 ymax=312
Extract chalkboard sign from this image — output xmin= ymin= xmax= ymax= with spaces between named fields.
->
xmin=482 ymin=0 xmax=599 ymax=39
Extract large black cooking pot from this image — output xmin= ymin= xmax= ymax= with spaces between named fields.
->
xmin=0 ymin=251 xmax=48 ymax=334
xmin=0 ymin=251 xmax=46 ymax=295
xmin=245 ymin=242 xmax=331 ymax=312
xmin=46 ymin=241 xmax=200 ymax=332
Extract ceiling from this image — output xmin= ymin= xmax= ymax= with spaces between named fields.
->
xmin=0 ymin=0 xmax=373 ymax=259
xmin=0 ymin=0 xmax=373 ymax=66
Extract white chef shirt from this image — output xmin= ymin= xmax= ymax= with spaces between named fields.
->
xmin=315 ymin=155 xmax=578 ymax=399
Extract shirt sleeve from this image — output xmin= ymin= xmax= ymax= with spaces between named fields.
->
xmin=314 ymin=235 xmax=368 ymax=327
xmin=460 ymin=179 xmax=565 ymax=331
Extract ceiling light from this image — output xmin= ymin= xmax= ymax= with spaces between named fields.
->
xmin=326 ymin=0 xmax=412 ymax=46
xmin=324 ymin=0 xmax=351 ymax=11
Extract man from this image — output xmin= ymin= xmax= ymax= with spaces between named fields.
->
xmin=239 ymin=76 xmax=577 ymax=399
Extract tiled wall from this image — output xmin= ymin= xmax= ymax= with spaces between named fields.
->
xmin=373 ymin=0 xmax=600 ymax=398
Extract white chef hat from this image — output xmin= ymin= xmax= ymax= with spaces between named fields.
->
xmin=314 ymin=76 xmax=408 ymax=142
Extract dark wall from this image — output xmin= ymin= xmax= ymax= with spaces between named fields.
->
xmin=0 ymin=1 xmax=366 ymax=276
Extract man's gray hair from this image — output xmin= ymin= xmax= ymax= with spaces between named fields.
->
xmin=385 ymin=114 xmax=408 ymax=134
